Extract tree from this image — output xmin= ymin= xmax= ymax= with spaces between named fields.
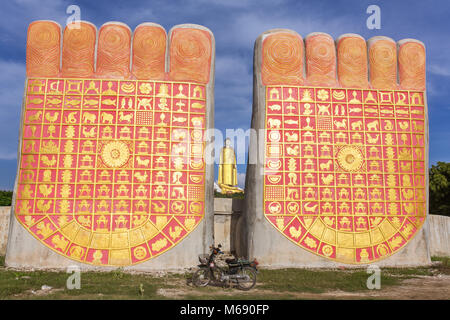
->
xmin=0 ymin=190 xmax=13 ymax=206
xmin=429 ymin=162 xmax=450 ymax=217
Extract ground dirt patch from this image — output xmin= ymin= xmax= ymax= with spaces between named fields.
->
xmin=1 ymin=256 xmax=449 ymax=300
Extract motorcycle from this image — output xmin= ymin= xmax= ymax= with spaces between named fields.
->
xmin=192 ymin=244 xmax=258 ymax=290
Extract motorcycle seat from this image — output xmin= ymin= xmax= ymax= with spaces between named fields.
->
xmin=225 ymin=258 xmax=238 ymax=264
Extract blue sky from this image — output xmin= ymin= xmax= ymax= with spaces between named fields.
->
xmin=0 ymin=0 xmax=449 ymax=189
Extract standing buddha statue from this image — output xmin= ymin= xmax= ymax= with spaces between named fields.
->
xmin=217 ymin=138 xmax=243 ymax=194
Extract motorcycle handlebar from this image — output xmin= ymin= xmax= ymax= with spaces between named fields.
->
xmin=210 ymin=244 xmax=223 ymax=254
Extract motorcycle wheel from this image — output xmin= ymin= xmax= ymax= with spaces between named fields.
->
xmin=212 ymin=268 xmax=224 ymax=282
xmin=192 ymin=268 xmax=210 ymax=287
xmin=236 ymin=267 xmax=257 ymax=291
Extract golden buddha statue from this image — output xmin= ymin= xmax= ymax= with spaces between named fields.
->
xmin=218 ymin=138 xmax=243 ymax=194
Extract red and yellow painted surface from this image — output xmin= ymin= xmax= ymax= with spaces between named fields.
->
xmin=15 ymin=78 xmax=207 ymax=266
xmin=263 ymin=86 xmax=426 ymax=264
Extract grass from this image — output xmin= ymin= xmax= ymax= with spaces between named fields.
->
xmin=0 ymin=256 xmax=447 ymax=300
xmin=0 ymin=266 xmax=182 ymax=300
xmin=214 ymin=191 xmax=244 ymax=199
xmin=382 ymin=267 xmax=433 ymax=277
xmin=431 ymin=256 xmax=450 ymax=275
xmin=0 ymin=190 xmax=12 ymax=206
xmin=257 ymin=268 xmax=392 ymax=293
xmin=256 ymin=266 xmax=436 ymax=294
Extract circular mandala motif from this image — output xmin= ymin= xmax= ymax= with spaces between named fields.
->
xmin=322 ymin=245 xmax=333 ymax=257
xmin=171 ymin=201 xmax=185 ymax=214
xmin=101 ymin=141 xmax=130 ymax=168
xmin=191 ymin=129 xmax=202 ymax=141
xmin=268 ymin=202 xmax=282 ymax=214
xmin=286 ymin=202 xmax=299 ymax=214
xmin=133 ymin=246 xmax=147 ymax=260
xmin=376 ymin=244 xmax=389 ymax=257
xmin=337 ymin=146 xmax=364 ymax=172
xmin=269 ymin=130 xmax=280 ymax=142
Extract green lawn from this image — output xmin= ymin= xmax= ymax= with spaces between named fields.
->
xmin=431 ymin=256 xmax=450 ymax=274
xmin=0 ymin=256 xmax=447 ymax=300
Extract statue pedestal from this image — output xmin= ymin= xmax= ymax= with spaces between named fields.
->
xmin=214 ymin=198 xmax=243 ymax=254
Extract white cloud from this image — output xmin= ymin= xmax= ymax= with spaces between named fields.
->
xmin=221 ymin=9 xmax=358 ymax=48
xmin=429 ymin=64 xmax=450 ymax=77
xmin=1 ymin=0 xmax=67 ymax=36
xmin=215 ymin=55 xmax=250 ymax=82
xmin=214 ymin=54 xmax=253 ymax=129
xmin=195 ymin=0 xmax=255 ymax=8
xmin=0 ymin=152 xmax=18 ymax=160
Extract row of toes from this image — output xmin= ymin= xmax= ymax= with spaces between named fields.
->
xmin=261 ymin=30 xmax=425 ymax=90
xmin=26 ymin=22 xmax=425 ymax=90
xmin=26 ymin=20 xmax=213 ymax=84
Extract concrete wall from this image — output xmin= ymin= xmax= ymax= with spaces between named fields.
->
xmin=2 ymin=203 xmax=449 ymax=264
xmin=1 ymin=198 xmax=246 ymax=262
xmin=0 ymin=197 xmax=244 ymax=265
xmin=428 ymin=215 xmax=450 ymax=257
xmin=0 ymin=206 xmax=11 ymax=255
xmin=213 ymin=198 xmax=243 ymax=253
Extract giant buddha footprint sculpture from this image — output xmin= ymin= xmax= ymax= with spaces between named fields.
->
xmin=7 ymin=21 xmax=215 ymax=268
xmin=243 ymin=30 xmax=429 ymax=266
